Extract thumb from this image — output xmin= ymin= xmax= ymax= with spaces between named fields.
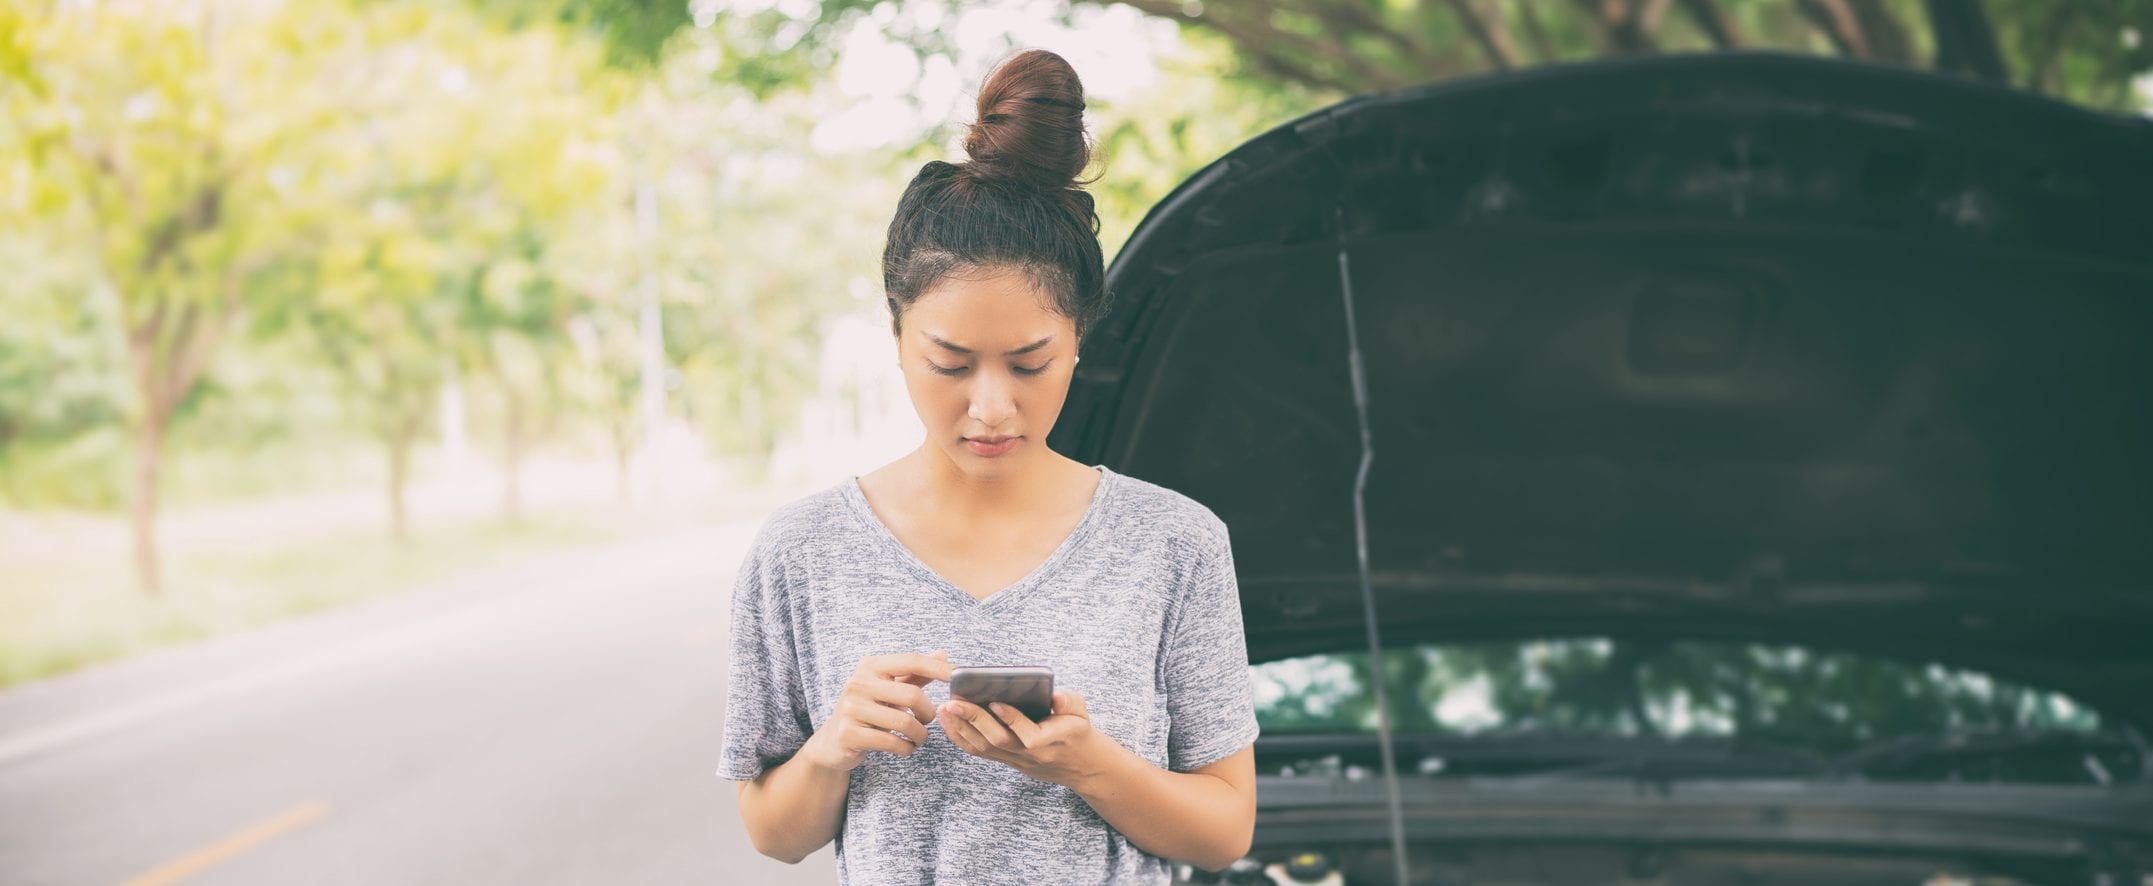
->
xmin=1052 ymin=689 xmax=1087 ymax=717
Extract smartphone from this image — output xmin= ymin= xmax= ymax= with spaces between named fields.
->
xmin=950 ymin=665 xmax=1054 ymax=722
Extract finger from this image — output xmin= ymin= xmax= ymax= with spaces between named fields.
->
xmin=848 ymin=695 xmax=930 ymax=747
xmin=843 ymin=720 xmax=922 ymax=757
xmin=876 ymin=650 xmax=953 ymax=686
xmin=939 ymin=707 xmax=979 ymax=755
xmin=1051 ymin=690 xmax=1086 ymax=718
xmin=949 ymin=699 xmax=1024 ymax=750
xmin=941 ymin=706 xmax=1021 ymax=766
xmin=988 ymin=702 xmax=1042 ymax=746
xmin=893 ymin=650 xmax=950 ymax=687
xmin=864 ymin=678 xmax=937 ymax=725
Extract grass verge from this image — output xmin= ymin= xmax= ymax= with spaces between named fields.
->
xmin=0 ymin=510 xmax=623 ymax=690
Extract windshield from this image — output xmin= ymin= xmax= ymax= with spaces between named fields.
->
xmin=1250 ymin=638 xmax=2145 ymax=786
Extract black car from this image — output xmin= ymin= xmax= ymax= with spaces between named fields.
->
xmin=1049 ymin=52 xmax=2153 ymax=886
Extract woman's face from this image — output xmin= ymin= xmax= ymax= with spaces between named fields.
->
xmin=894 ymin=265 xmax=1080 ymax=479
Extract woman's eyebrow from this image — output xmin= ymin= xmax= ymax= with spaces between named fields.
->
xmin=925 ymin=333 xmax=1055 ymax=356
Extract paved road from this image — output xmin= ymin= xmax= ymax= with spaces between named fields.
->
xmin=0 ymin=510 xmax=835 ymax=885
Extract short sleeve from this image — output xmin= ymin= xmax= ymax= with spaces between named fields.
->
xmin=1161 ymin=523 xmax=1262 ymax=772
xmin=716 ymin=528 xmax=814 ymax=781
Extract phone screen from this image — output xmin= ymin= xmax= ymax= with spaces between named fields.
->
xmin=950 ymin=666 xmax=1054 ymax=722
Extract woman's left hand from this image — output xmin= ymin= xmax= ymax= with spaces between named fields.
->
xmin=940 ymin=689 xmax=1104 ymax=787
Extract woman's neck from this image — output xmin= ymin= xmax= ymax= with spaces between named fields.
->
xmin=903 ymin=444 xmax=1080 ymax=521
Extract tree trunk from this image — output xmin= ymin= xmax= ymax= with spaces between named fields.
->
xmin=1677 ymin=0 xmax=1743 ymax=48
xmin=501 ymin=384 xmax=524 ymax=522
xmin=1926 ymin=0 xmax=2009 ymax=83
xmin=129 ymin=416 xmax=164 ymax=595
xmin=386 ymin=425 xmax=413 ymax=545
xmin=612 ymin=421 xmax=632 ymax=505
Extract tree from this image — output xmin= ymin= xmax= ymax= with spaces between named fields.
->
xmin=547 ymin=22 xmax=901 ymax=485
xmin=569 ymin=1 xmax=2151 ymax=111
xmin=533 ymin=0 xmax=2153 ymax=296
xmin=2 ymin=0 xmax=346 ymax=592
xmin=391 ymin=14 xmax=626 ymax=523
xmin=645 ymin=37 xmax=900 ymax=476
xmin=229 ymin=2 xmax=514 ymax=542
xmin=1112 ymin=0 xmax=2147 ymax=105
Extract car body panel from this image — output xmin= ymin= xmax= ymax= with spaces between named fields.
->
xmin=1050 ymin=52 xmax=2153 ymax=732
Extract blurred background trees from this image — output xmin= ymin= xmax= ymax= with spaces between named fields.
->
xmin=536 ymin=1 xmax=2152 ymax=109
xmin=3 ymin=0 xmax=2147 ymax=600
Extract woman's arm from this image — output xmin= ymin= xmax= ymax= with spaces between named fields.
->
xmin=1068 ymin=737 xmax=1258 ymax=872
xmin=735 ymin=652 xmax=950 ymax=863
xmin=734 ymin=732 xmax=850 ymax=864
xmin=1068 ymin=517 xmax=1259 ymax=871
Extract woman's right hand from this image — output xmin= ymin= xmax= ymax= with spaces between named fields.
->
xmin=803 ymin=650 xmax=952 ymax=773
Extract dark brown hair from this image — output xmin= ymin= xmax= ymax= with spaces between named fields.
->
xmin=882 ymin=48 xmax=1110 ymax=343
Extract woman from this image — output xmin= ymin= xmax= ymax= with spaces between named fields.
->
xmin=718 ymin=48 xmax=1260 ymax=885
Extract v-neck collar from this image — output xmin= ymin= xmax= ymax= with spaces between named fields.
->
xmin=843 ymin=464 xmax=1117 ymax=610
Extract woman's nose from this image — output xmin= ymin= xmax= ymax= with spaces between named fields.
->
xmin=966 ymin=370 xmax=1017 ymax=426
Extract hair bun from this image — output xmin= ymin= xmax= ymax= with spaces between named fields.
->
xmin=962 ymin=49 xmax=1098 ymax=193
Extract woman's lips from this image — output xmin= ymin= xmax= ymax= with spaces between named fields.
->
xmin=965 ymin=437 xmax=1019 ymax=457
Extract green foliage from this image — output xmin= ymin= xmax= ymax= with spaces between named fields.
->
xmin=0 ymin=427 xmax=127 ymax=509
xmin=19 ymin=0 xmax=2136 ymax=524
xmin=0 ymin=241 xmax=123 ymax=456
xmin=458 ymin=0 xmax=693 ymax=68
xmin=1086 ymin=34 xmax=1327 ymax=264
xmin=626 ymin=1 xmax=2151 ymax=110
xmin=1254 ymin=638 xmax=2105 ymax=759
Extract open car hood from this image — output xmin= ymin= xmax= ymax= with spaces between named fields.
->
xmin=1050 ymin=53 xmax=2153 ymax=729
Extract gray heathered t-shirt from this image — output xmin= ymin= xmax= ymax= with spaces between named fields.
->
xmin=717 ymin=463 xmax=1261 ymax=885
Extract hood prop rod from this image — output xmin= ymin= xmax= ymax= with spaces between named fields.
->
xmin=1333 ymin=200 xmax=1412 ymax=885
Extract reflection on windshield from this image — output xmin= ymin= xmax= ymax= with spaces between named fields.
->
xmin=1251 ymin=638 xmax=2140 ymax=785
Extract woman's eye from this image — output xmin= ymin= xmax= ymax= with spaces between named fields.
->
xmin=928 ymin=362 xmax=1051 ymax=376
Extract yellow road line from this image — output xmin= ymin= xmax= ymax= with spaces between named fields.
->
xmin=119 ymin=800 xmax=331 ymax=886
